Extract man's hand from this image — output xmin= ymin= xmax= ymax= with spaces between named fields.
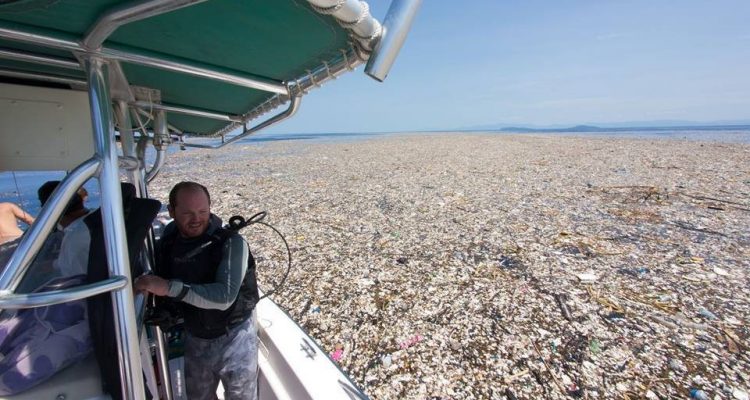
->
xmin=9 ymin=203 xmax=34 ymax=225
xmin=134 ymin=275 xmax=170 ymax=297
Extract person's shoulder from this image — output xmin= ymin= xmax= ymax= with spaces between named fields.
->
xmin=224 ymin=230 xmax=246 ymax=243
xmin=64 ymin=214 xmax=89 ymax=233
xmin=0 ymin=202 xmax=19 ymax=213
xmin=221 ymin=230 xmax=248 ymax=251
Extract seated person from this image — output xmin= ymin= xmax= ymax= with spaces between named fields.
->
xmin=50 ymin=184 xmax=95 ymax=278
xmin=3 ymin=181 xmax=159 ymax=398
xmin=37 ymin=181 xmax=90 ymax=230
xmin=0 ymin=184 xmax=94 ymax=395
xmin=6 ymin=182 xmax=90 ymax=291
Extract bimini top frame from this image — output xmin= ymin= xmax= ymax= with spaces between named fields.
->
xmin=0 ymin=0 xmax=422 ymax=143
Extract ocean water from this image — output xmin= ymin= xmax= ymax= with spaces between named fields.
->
xmin=3 ymin=128 xmax=749 ymax=218
xmin=233 ymin=127 xmax=750 ymax=144
xmin=512 ymin=128 xmax=750 ymax=143
xmin=0 ymin=171 xmax=101 ymax=221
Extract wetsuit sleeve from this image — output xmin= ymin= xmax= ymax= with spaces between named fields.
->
xmin=168 ymin=234 xmax=248 ymax=310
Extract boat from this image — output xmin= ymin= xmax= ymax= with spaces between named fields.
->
xmin=0 ymin=1 xmax=421 ymax=399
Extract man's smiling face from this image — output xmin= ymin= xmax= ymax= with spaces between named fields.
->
xmin=169 ymin=187 xmax=211 ymax=238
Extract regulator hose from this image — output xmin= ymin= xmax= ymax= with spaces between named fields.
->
xmin=225 ymin=212 xmax=292 ymax=300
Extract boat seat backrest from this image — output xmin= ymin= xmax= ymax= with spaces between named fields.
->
xmin=84 ymin=183 xmax=161 ymax=400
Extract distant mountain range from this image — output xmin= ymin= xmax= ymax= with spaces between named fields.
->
xmin=463 ymin=120 xmax=750 ymax=132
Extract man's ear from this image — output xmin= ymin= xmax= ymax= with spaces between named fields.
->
xmin=168 ymin=205 xmax=175 ymax=219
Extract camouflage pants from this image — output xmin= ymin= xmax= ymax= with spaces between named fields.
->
xmin=184 ymin=312 xmax=258 ymax=400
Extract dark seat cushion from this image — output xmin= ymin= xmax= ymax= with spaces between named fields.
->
xmin=84 ymin=183 xmax=160 ymax=400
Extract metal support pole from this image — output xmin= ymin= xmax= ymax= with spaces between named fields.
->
xmin=116 ymin=102 xmax=153 ymax=359
xmin=364 ymin=0 xmax=423 ymax=82
xmin=115 ymin=101 xmax=143 ymax=191
xmin=135 ymin=136 xmax=150 ymax=171
xmin=145 ymin=109 xmax=168 ymax=182
xmin=116 ymin=102 xmax=136 ymax=157
xmin=85 ymin=56 xmax=146 ymax=400
xmin=131 ymin=101 xmax=243 ymax=122
xmin=150 ymin=325 xmax=174 ymax=400
xmin=128 ymin=110 xmax=169 ymax=399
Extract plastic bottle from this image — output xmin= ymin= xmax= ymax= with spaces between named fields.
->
xmin=380 ymin=354 xmax=392 ymax=368
xmin=698 ymin=308 xmax=718 ymax=320
xmin=690 ymin=388 xmax=709 ymax=400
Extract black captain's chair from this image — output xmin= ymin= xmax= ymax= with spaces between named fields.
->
xmin=84 ymin=183 xmax=161 ymax=400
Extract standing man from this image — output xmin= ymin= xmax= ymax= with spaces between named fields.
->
xmin=135 ymin=181 xmax=259 ymax=400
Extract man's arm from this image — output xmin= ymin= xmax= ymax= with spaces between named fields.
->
xmin=11 ymin=203 xmax=34 ymax=225
xmin=166 ymin=234 xmax=249 ymax=310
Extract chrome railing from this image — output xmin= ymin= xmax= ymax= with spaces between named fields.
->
xmin=181 ymin=95 xmax=301 ymax=149
xmin=0 ymin=277 xmax=128 ymax=309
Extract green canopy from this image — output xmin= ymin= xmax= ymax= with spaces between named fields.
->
xmin=0 ymin=0 xmax=379 ymax=135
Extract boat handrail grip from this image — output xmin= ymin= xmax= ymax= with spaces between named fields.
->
xmin=0 ymin=276 xmax=128 ymax=310
xmin=0 ymin=158 xmax=101 ymax=293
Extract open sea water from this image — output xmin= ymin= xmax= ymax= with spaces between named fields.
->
xmin=234 ymin=127 xmax=750 ymax=145
xmin=2 ymin=128 xmax=749 ymax=219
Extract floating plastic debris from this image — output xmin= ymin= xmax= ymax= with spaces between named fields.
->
xmin=380 ymin=354 xmax=392 ymax=368
xmin=330 ymin=348 xmax=344 ymax=362
xmin=618 ymin=266 xmax=650 ymax=278
xmin=576 ymin=273 xmax=598 ymax=282
xmin=690 ymin=388 xmax=709 ymax=400
xmin=589 ymin=338 xmax=601 ymax=355
xmin=669 ymin=358 xmax=686 ymax=373
xmin=149 ymin=134 xmax=750 ymax=399
xmin=698 ymin=308 xmax=718 ymax=320
xmin=713 ymin=266 xmax=729 ymax=276
xmin=399 ymin=334 xmax=423 ymax=350
xmin=555 ymin=293 xmax=573 ymax=321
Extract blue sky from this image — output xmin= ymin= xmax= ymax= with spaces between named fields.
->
xmin=267 ymin=1 xmax=750 ymax=133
